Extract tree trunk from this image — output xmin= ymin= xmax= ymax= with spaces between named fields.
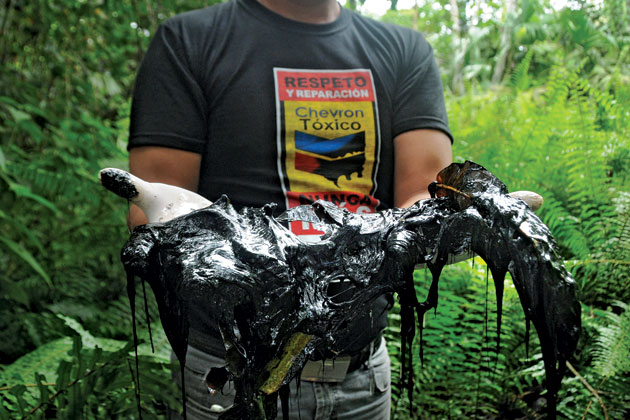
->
xmin=412 ymin=0 xmax=418 ymax=31
xmin=492 ymin=0 xmax=517 ymax=84
xmin=450 ymin=0 xmax=464 ymax=95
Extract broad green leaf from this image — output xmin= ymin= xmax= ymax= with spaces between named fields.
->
xmin=0 ymin=236 xmax=51 ymax=286
xmin=0 ymin=337 xmax=74 ymax=389
xmin=6 ymin=106 xmax=30 ymax=123
xmin=0 ymin=96 xmax=21 ymax=108
xmin=57 ymin=315 xmax=127 ymax=353
xmin=4 ymin=179 xmax=60 ymax=215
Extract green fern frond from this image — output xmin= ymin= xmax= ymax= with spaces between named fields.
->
xmin=510 ymin=49 xmax=535 ymax=91
xmin=592 ymin=301 xmax=630 ymax=378
xmin=0 ymin=332 xmax=179 ymax=419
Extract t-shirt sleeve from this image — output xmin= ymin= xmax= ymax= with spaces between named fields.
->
xmin=392 ymin=33 xmax=452 ymax=142
xmin=128 ymin=20 xmax=208 ymax=153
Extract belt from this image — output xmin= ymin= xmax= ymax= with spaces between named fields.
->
xmin=188 ymin=327 xmax=382 ymax=381
xmin=300 ymin=332 xmax=382 ymax=382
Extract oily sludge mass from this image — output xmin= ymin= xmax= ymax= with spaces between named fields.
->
xmin=110 ymin=161 xmax=581 ymax=420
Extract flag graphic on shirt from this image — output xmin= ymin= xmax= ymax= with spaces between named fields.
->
xmin=274 ymin=68 xmax=381 ymax=239
xmin=294 ymin=131 xmax=366 ymax=186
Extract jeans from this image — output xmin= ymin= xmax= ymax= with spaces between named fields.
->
xmin=170 ymin=337 xmax=391 ymax=420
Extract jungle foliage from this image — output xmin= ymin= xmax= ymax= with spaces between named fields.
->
xmin=1 ymin=0 xmax=628 ymax=419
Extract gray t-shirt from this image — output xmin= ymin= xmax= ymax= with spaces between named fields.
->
xmin=128 ymin=0 xmax=451 ymax=355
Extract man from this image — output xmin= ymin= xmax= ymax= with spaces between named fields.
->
xmin=127 ymin=0 xmax=452 ymax=418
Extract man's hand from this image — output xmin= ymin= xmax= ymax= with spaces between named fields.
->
xmin=128 ymin=146 xmax=202 ymax=229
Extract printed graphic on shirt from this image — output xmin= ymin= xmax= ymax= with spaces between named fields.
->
xmin=274 ymin=68 xmax=381 ymax=240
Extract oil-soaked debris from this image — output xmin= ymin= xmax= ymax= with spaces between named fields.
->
xmin=120 ymin=161 xmax=580 ymax=420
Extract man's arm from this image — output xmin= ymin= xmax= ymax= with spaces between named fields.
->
xmin=127 ymin=146 xmax=202 ymax=229
xmin=393 ymin=129 xmax=453 ymax=208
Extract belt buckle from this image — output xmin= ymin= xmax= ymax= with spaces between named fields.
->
xmin=300 ymin=356 xmax=351 ymax=383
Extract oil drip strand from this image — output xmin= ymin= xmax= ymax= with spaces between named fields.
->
xmin=121 ymin=161 xmax=581 ymax=420
xmin=126 ymin=270 xmax=167 ymax=419
xmin=140 ymin=278 xmax=154 ymax=353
